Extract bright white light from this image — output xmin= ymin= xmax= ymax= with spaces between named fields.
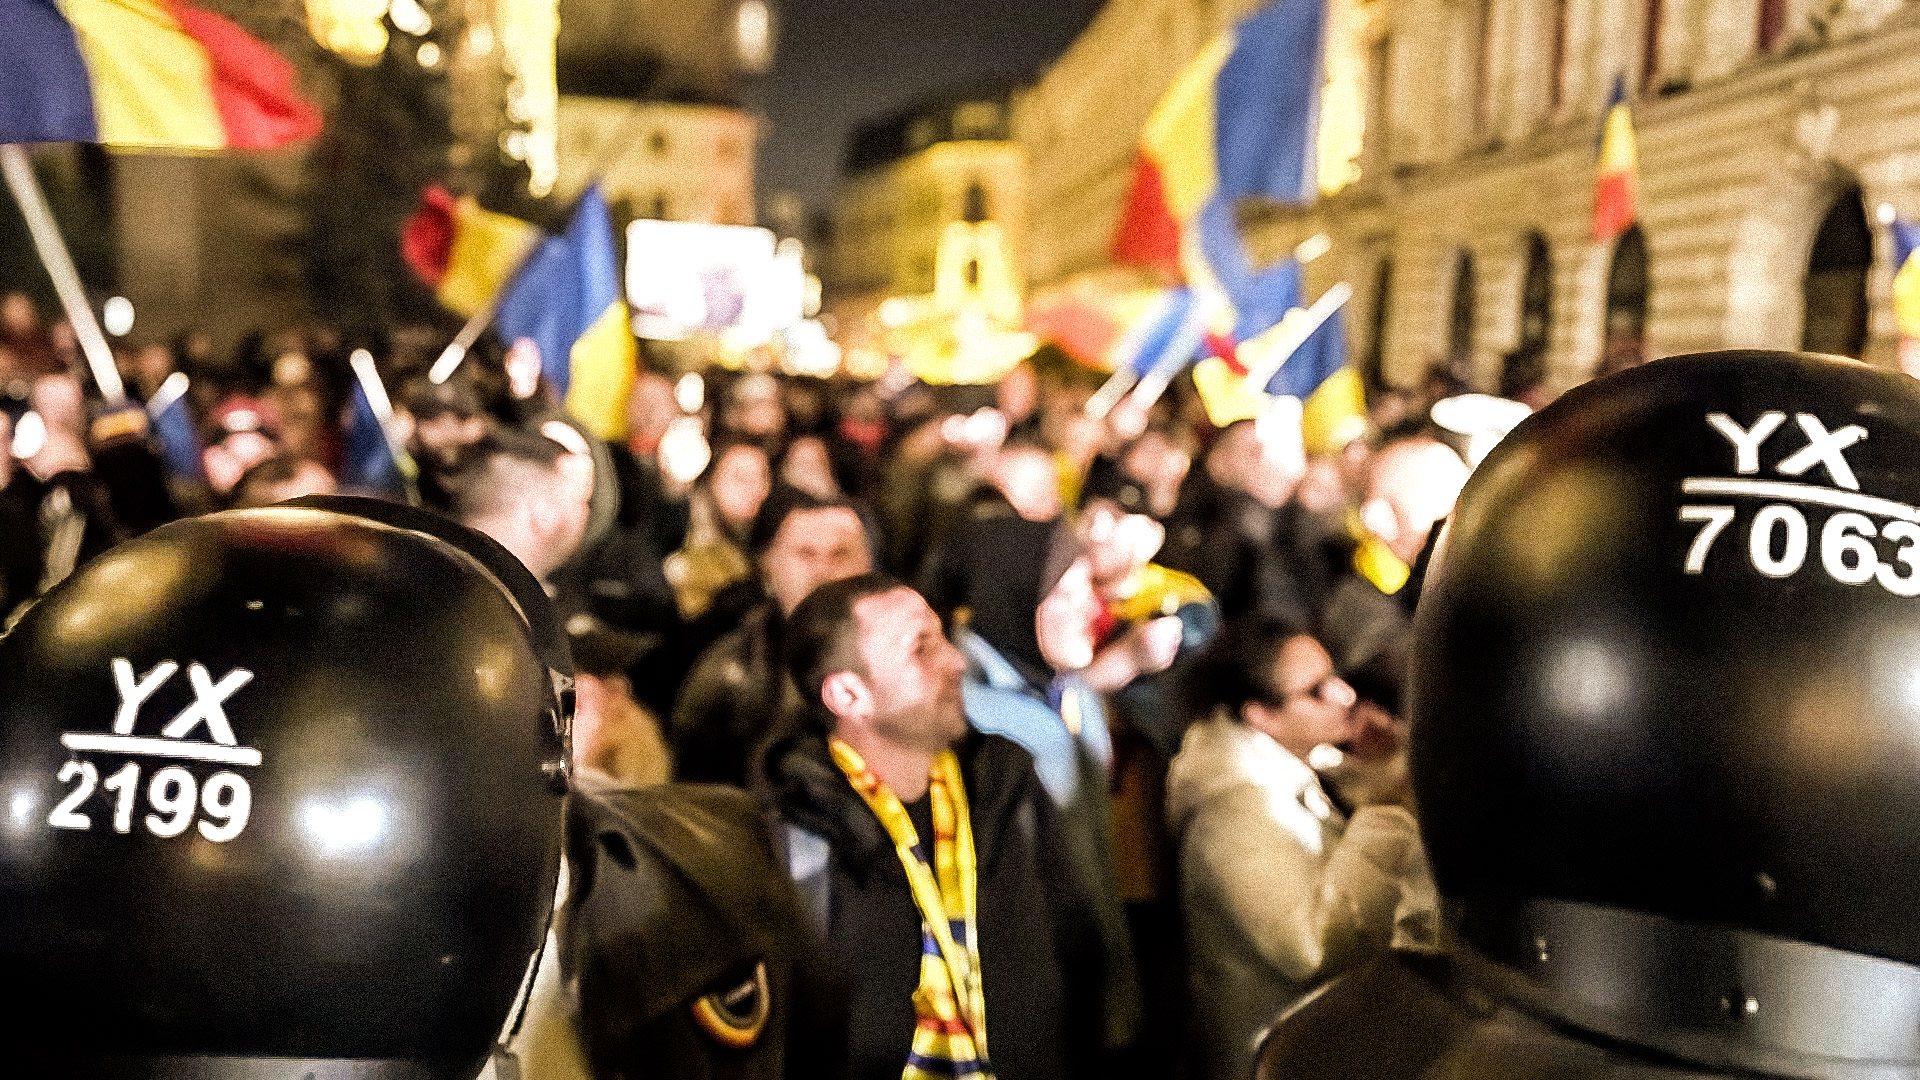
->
xmin=1880 ymin=202 xmax=1898 ymax=226
xmin=1294 ymin=233 xmax=1332 ymax=263
xmin=1550 ymin=640 xmax=1629 ymax=719
xmin=9 ymin=791 xmax=34 ymax=827
xmin=659 ymin=416 xmax=712 ymax=485
xmin=416 ymin=41 xmax=442 ymax=67
xmin=302 ymin=796 xmax=387 ymax=854
xmin=388 ymin=0 xmax=431 ymax=34
xmin=101 ymin=296 xmax=134 ymax=337
xmin=465 ymin=23 xmax=495 ymax=56
xmin=674 ymin=372 xmax=705 ymax=414
xmin=11 ymin=410 xmax=45 ymax=460
xmin=735 ymin=0 xmax=773 ymax=73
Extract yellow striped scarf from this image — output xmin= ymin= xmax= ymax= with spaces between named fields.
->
xmin=829 ymin=739 xmax=994 ymax=1080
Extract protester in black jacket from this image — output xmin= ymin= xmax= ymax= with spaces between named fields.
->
xmin=761 ymin=573 xmax=1106 ymax=1080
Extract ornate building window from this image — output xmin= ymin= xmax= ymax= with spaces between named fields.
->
xmin=1504 ymin=232 xmax=1553 ymax=397
xmin=1364 ymin=257 xmax=1393 ymax=392
xmin=1757 ymin=0 xmax=1786 ymax=52
xmin=1549 ymin=0 xmax=1571 ymax=111
xmin=1640 ymin=0 xmax=1664 ymax=92
xmin=1447 ymin=250 xmax=1478 ymax=390
xmin=1601 ymin=225 xmax=1649 ymax=377
xmin=1801 ymin=187 xmax=1872 ymax=359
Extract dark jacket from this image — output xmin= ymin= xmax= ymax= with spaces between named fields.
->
xmin=918 ymin=491 xmax=1063 ymax=684
xmin=560 ymin=774 xmax=848 ymax=1080
xmin=670 ymin=601 xmax=798 ymax=787
xmin=1163 ymin=490 xmax=1340 ymax=629
xmin=760 ymin=730 xmax=1106 ymax=1080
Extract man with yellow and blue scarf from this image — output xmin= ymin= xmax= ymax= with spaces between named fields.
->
xmin=759 ymin=572 xmax=1106 ymax=1080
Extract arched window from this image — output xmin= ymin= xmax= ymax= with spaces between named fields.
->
xmin=1446 ymin=250 xmax=1477 ymax=390
xmin=1640 ymin=0 xmax=1664 ymax=93
xmin=1549 ymin=0 xmax=1570 ymax=111
xmin=1801 ymin=188 xmax=1872 ymax=359
xmin=1504 ymin=232 xmax=1552 ymax=397
xmin=1757 ymin=0 xmax=1786 ymax=52
xmin=1601 ymin=225 xmax=1649 ymax=377
xmin=962 ymin=181 xmax=989 ymax=223
xmin=1363 ymin=257 xmax=1393 ymax=393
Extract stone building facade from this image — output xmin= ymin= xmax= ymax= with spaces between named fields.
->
xmin=1017 ymin=0 xmax=1920 ymax=396
xmin=555 ymin=98 xmax=758 ymax=227
xmin=822 ymin=93 xmax=1027 ymax=308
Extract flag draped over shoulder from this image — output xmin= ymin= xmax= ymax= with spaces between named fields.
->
xmin=495 ymin=187 xmax=638 ymax=441
xmin=1 ymin=0 xmax=323 ymax=149
xmin=1593 ymin=75 xmax=1638 ymax=243
xmin=402 ymin=184 xmax=544 ymax=318
xmin=1891 ymin=217 xmax=1920 ymax=341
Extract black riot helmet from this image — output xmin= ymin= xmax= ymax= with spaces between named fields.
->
xmin=0 ymin=496 xmax=570 ymax=1078
xmin=1411 ymin=350 xmax=1920 ymax=1077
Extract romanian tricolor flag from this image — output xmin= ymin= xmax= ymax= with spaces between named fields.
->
xmin=1593 ymin=75 xmax=1638 ymax=243
xmin=402 ymin=184 xmax=544 ymax=319
xmin=1891 ymin=215 xmax=1920 ymax=341
xmin=3 ymin=0 xmax=322 ymax=149
xmin=494 ymin=187 xmax=638 ymax=442
xmin=1111 ymin=0 xmax=1328 ymax=280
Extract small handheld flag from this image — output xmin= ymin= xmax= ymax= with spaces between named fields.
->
xmin=145 ymin=370 xmax=205 ymax=482
xmin=1890 ymin=215 xmax=1920 ymax=341
xmin=494 ymin=187 xmax=639 ymax=441
xmin=1594 ymin=75 xmax=1638 ymax=243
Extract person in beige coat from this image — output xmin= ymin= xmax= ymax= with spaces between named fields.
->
xmin=1167 ymin=616 xmax=1436 ymax=1080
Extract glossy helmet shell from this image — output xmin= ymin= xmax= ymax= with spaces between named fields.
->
xmin=1413 ymin=351 xmax=1920 ymax=963
xmin=0 ymin=498 xmax=568 ymax=1078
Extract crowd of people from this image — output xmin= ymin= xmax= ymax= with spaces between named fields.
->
xmin=0 ymin=289 xmax=1489 ymax=1080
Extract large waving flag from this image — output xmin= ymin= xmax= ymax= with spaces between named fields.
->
xmin=494 ymin=187 xmax=639 ymax=441
xmin=4 ymin=0 xmax=323 ymax=149
xmin=1594 ymin=75 xmax=1638 ymax=243
xmin=1111 ymin=0 xmax=1328 ymax=280
xmin=403 ymin=183 xmax=544 ymax=318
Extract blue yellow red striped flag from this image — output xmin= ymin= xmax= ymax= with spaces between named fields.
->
xmin=3 ymin=0 xmax=322 ymax=149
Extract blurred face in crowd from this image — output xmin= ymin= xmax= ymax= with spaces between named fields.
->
xmin=1037 ymin=560 xmax=1104 ymax=673
xmin=780 ymin=435 xmax=841 ymax=500
xmin=2 ymin=293 xmax=37 ymax=337
xmin=726 ymin=375 xmax=786 ymax=439
xmin=823 ymin=587 xmax=968 ymax=754
xmin=204 ymin=431 xmax=278 ymax=496
xmin=708 ymin=443 xmax=772 ymax=531
xmin=1241 ymin=634 xmax=1359 ymax=759
xmin=1078 ymin=497 xmax=1164 ymax=592
xmin=1361 ymin=437 xmax=1471 ymax=565
xmin=1120 ymin=430 xmax=1189 ymax=518
xmin=990 ymin=444 xmax=1061 ymax=522
xmin=624 ymin=372 xmax=677 ymax=454
xmin=763 ymin=506 xmax=872 ymax=616
xmin=413 ymin=408 xmax=488 ymax=467
xmin=30 ymin=375 xmax=83 ymax=436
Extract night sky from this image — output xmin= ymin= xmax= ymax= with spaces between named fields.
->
xmin=756 ymin=0 xmax=1101 ymax=213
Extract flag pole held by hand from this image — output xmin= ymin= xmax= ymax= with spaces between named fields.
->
xmin=1 ymin=144 xmax=126 ymax=407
